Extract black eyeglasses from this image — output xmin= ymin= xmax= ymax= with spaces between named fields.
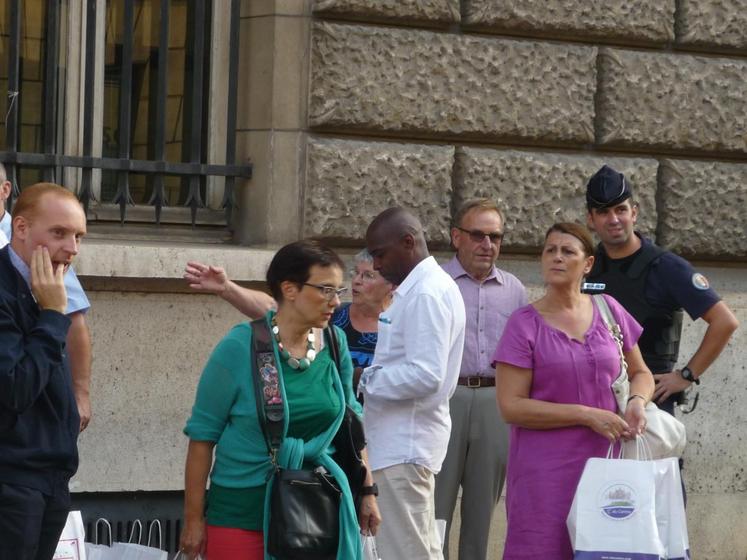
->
xmin=456 ymin=227 xmax=504 ymax=244
xmin=303 ymin=283 xmax=348 ymax=301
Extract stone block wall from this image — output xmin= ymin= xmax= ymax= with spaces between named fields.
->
xmin=305 ymin=0 xmax=747 ymax=260
xmin=298 ymin=2 xmax=747 ymax=558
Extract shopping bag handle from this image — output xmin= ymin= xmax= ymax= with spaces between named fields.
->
xmin=94 ymin=518 xmax=113 ymax=546
xmin=127 ymin=519 xmax=143 ymax=543
xmin=147 ymin=519 xmax=163 ymax=549
xmin=362 ymin=528 xmax=382 ymax=560
xmin=605 ymin=442 xmax=623 ymax=460
xmin=634 ymin=435 xmax=653 ymax=461
xmin=617 ymin=435 xmax=654 ymax=461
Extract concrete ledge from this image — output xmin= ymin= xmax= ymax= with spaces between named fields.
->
xmin=73 ymin=240 xmax=276 ymax=283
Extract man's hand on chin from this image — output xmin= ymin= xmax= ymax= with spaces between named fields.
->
xmin=30 ymin=246 xmax=67 ymax=313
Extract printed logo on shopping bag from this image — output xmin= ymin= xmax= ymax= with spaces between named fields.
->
xmin=598 ymin=483 xmax=637 ymax=520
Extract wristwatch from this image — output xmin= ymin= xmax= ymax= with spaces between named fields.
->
xmin=679 ymin=366 xmax=700 ymax=385
xmin=360 ymin=483 xmax=379 ymax=497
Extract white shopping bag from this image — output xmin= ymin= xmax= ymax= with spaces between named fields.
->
xmin=54 ymin=511 xmax=87 ymax=560
xmin=567 ymin=445 xmax=666 ymax=559
xmin=85 ymin=519 xmax=116 ymax=560
xmin=110 ymin=520 xmax=167 ymax=560
xmin=362 ymin=531 xmax=382 ymax=560
xmin=654 ymin=458 xmax=690 ymax=560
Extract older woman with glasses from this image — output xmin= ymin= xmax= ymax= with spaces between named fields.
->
xmin=180 ymin=240 xmax=381 ymax=559
xmin=331 ymin=250 xmax=394 ymax=392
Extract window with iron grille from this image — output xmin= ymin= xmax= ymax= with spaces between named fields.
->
xmin=1 ymin=0 xmax=251 ymax=235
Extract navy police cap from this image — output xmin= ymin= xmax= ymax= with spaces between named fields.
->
xmin=586 ymin=165 xmax=632 ymax=209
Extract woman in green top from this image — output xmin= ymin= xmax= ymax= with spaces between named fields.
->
xmin=180 ymin=240 xmax=382 ymax=560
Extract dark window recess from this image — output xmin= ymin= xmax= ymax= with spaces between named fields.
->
xmin=71 ymin=490 xmax=184 ymax=556
xmin=1 ymin=0 xmax=250 ymax=227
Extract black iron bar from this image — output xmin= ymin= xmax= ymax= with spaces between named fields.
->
xmin=5 ymin=0 xmax=22 ymax=206
xmin=41 ymin=0 xmax=60 ymax=183
xmin=220 ymin=0 xmax=241 ymax=225
xmin=79 ymin=0 xmax=98 ymax=213
xmin=113 ymin=0 xmax=135 ymax=222
xmin=147 ymin=0 xmax=170 ymax=224
xmin=183 ymin=0 xmax=205 ymax=225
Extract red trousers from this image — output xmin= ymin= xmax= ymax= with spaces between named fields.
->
xmin=206 ymin=525 xmax=264 ymax=560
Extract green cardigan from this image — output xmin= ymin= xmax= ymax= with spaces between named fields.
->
xmin=184 ymin=312 xmax=364 ymax=559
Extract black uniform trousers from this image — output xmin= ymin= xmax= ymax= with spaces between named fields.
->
xmin=0 ymin=481 xmax=70 ymax=560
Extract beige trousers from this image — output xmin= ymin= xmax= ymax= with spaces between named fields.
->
xmin=373 ymin=463 xmax=444 ymax=560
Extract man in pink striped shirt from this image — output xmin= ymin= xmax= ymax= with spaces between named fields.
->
xmin=435 ymin=199 xmax=527 ymax=560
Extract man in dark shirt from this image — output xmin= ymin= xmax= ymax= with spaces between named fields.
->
xmin=584 ymin=165 xmax=738 ymax=415
xmin=0 ymin=183 xmax=87 ymax=560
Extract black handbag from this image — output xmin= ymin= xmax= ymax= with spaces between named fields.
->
xmin=251 ymin=318 xmax=340 ymax=560
xmin=268 ymin=468 xmax=341 ymax=560
xmin=325 ymin=326 xmax=368 ymax=512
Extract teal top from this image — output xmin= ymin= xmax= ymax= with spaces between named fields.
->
xmin=184 ymin=312 xmax=364 ymax=559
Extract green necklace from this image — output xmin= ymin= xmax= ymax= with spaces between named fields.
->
xmin=271 ymin=318 xmax=316 ymax=370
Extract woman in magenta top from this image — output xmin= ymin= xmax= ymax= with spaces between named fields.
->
xmin=493 ymin=222 xmax=655 ymax=559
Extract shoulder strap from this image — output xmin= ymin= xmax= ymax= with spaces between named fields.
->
xmin=250 ymin=318 xmax=284 ymax=458
xmin=325 ymin=325 xmax=341 ymax=375
xmin=593 ymin=294 xmax=625 ymax=360
xmin=593 ymin=294 xmax=615 ymax=331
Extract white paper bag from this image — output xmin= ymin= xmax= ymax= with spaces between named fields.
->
xmin=109 ymin=543 xmax=167 ymax=560
xmin=54 ymin=511 xmax=87 ymax=560
xmin=85 ymin=518 xmax=119 ymax=560
xmin=110 ymin=520 xmax=167 ymax=560
xmin=654 ymin=457 xmax=690 ymax=560
xmin=567 ymin=455 xmax=666 ymax=559
xmin=362 ymin=533 xmax=382 ymax=560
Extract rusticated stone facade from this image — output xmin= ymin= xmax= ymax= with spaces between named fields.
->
xmin=453 ymin=149 xmax=658 ymax=248
xmin=304 ymin=2 xmax=747 ymax=262
xmin=309 ymin=22 xmax=597 ymax=144
xmin=658 ymin=159 xmax=747 ymax=258
xmin=295 ymin=3 xmax=747 ymax=558
xmin=462 ymin=0 xmax=675 ymax=43
xmin=676 ymin=0 xmax=747 ymax=50
xmin=597 ymin=48 xmax=747 ymax=154
xmin=304 ymin=138 xmax=454 ymax=241
xmin=313 ymin=0 xmax=460 ymax=23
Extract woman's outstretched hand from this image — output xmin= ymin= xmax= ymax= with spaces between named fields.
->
xmin=184 ymin=261 xmax=228 ymax=295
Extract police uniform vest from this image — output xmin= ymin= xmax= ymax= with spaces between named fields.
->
xmin=586 ymin=242 xmax=683 ymax=374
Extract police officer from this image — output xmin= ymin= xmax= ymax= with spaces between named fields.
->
xmin=584 ymin=165 xmax=738 ymax=417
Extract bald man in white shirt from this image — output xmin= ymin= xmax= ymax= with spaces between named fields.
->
xmin=361 ymin=208 xmax=466 ymax=560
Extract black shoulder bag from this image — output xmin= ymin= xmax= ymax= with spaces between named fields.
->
xmin=251 ymin=318 xmax=340 ymax=560
xmin=325 ymin=326 xmax=368 ymax=513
